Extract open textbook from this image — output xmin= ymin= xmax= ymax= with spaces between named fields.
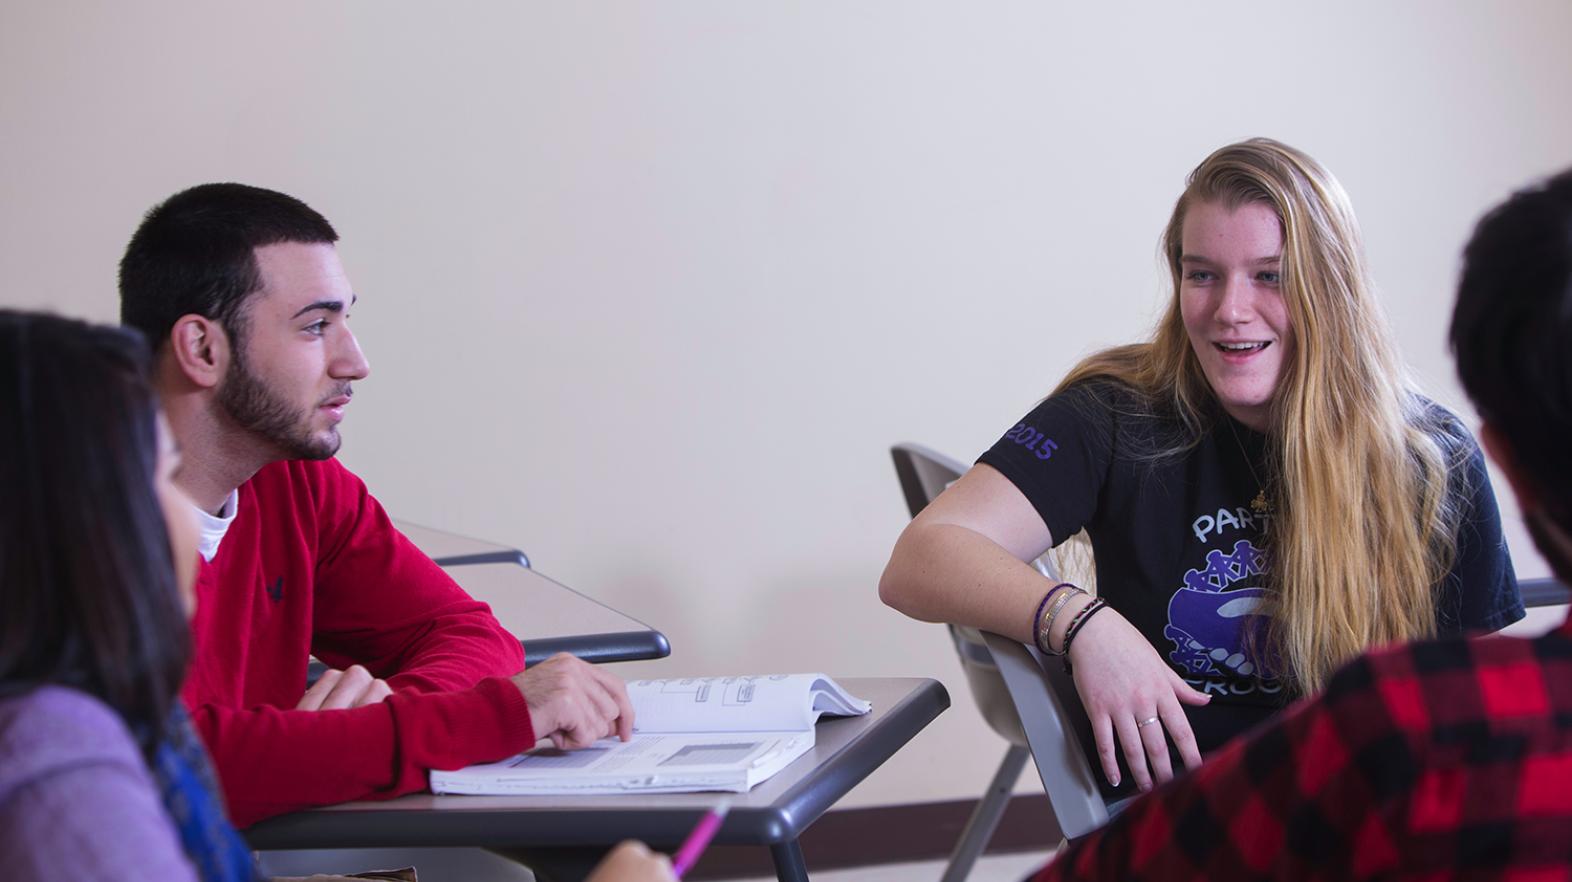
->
xmin=430 ymin=673 xmax=872 ymax=795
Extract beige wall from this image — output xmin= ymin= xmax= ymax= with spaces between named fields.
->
xmin=3 ymin=1 xmax=1569 ymax=809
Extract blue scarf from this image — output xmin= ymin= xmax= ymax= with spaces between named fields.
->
xmin=151 ymin=707 xmax=261 ymax=882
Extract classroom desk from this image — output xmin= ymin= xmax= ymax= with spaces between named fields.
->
xmin=1522 ymin=576 xmax=1572 ymax=608
xmin=392 ymin=519 xmax=668 ymax=663
xmin=450 ymin=561 xmax=670 ymax=666
xmin=395 ymin=519 xmax=532 ymax=568
xmin=246 ymin=677 xmax=950 ymax=882
xmin=305 ymin=560 xmax=668 ymax=682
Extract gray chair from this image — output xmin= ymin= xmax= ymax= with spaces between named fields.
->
xmin=890 ymin=443 xmax=1118 ymax=877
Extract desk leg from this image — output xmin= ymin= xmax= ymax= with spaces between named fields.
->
xmin=770 ymin=840 xmax=810 ymax=882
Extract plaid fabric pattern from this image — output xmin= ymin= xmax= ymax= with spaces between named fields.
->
xmin=1035 ymin=617 xmax=1572 ymax=881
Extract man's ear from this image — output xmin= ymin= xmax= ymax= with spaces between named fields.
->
xmin=1479 ymin=421 xmax=1540 ymax=513
xmin=167 ymin=315 xmax=232 ymax=390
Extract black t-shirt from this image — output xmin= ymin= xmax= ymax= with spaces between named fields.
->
xmin=978 ymin=381 xmax=1522 ymax=756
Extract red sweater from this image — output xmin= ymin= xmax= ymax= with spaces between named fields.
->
xmin=182 ymin=459 xmax=534 ymax=827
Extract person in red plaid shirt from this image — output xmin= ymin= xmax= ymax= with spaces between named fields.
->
xmin=1033 ymin=168 xmax=1572 ymax=881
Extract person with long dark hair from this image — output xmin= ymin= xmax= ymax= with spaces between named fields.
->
xmin=0 ymin=310 xmax=251 ymax=880
xmin=0 ymin=310 xmax=675 ymax=882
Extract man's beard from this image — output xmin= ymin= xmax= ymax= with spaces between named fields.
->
xmin=218 ymin=349 xmax=341 ymax=461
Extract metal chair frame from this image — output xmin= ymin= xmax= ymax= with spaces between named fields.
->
xmin=891 ymin=443 xmax=1118 ymax=879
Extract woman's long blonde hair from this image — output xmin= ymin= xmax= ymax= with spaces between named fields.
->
xmin=1056 ymin=138 xmax=1463 ymax=694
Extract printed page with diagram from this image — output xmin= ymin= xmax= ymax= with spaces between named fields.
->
xmin=627 ymin=673 xmax=871 ymax=733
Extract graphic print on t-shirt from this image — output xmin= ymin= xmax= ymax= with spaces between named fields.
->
xmin=1164 ymin=506 xmax=1279 ymax=692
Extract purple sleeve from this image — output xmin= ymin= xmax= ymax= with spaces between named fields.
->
xmin=976 ymin=382 xmax=1118 ymax=546
xmin=0 ymin=688 xmax=198 ymax=882
xmin=0 ymin=762 xmax=199 ymax=882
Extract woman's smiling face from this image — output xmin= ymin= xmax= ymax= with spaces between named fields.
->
xmin=1178 ymin=199 xmax=1295 ymax=431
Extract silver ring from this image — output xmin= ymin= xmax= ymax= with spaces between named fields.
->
xmin=1136 ymin=716 xmax=1160 ymax=729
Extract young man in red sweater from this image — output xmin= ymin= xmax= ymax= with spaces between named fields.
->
xmin=1030 ymin=171 xmax=1572 ymax=879
xmin=119 ymin=183 xmax=633 ymax=827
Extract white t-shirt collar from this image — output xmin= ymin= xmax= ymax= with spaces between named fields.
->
xmin=193 ymin=488 xmax=240 ymax=562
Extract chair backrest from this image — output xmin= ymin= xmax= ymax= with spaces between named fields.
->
xmin=981 ymin=633 xmax=1113 ymax=838
xmin=889 ymin=443 xmax=1113 ymax=838
xmin=891 ymin=443 xmax=1028 ymax=747
xmin=891 ymin=442 xmax=966 ymax=521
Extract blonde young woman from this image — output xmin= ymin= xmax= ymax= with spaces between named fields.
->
xmin=879 ymin=138 xmax=1521 ymax=795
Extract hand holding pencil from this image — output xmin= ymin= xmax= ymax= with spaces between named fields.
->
xmin=585 ymin=840 xmax=677 ymax=882
xmin=582 ymin=798 xmax=732 ymax=882
xmin=671 ymin=799 xmax=732 ymax=878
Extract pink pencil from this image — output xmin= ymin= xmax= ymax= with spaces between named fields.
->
xmin=670 ymin=798 xmax=733 ymax=879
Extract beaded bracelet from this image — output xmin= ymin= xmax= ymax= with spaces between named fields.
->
xmin=1031 ymin=583 xmax=1079 ymax=652
xmin=1044 ymin=586 xmax=1087 ymax=646
xmin=1034 ymin=583 xmax=1084 ymax=655
xmin=1030 ymin=589 xmax=1057 ymax=648
xmin=1059 ymin=597 xmax=1108 ymax=674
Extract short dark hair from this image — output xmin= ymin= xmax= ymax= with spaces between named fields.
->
xmin=1450 ymin=168 xmax=1572 ymax=526
xmin=119 ymin=183 xmax=338 ymax=351
xmin=0 ymin=311 xmax=190 ymax=755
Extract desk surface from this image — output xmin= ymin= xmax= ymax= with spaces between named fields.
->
xmin=389 ymin=518 xmax=666 ymax=665
xmin=450 ymin=562 xmax=669 ymax=666
xmin=246 ymin=677 xmax=949 ymax=850
xmin=395 ymin=519 xmax=530 ymax=567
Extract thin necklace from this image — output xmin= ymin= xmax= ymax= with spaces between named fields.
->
xmin=1225 ymin=417 xmax=1273 ymax=516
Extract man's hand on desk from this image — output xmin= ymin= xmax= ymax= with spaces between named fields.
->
xmin=514 ymin=652 xmax=635 ymax=750
xmin=297 ymin=664 xmax=393 ymax=711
